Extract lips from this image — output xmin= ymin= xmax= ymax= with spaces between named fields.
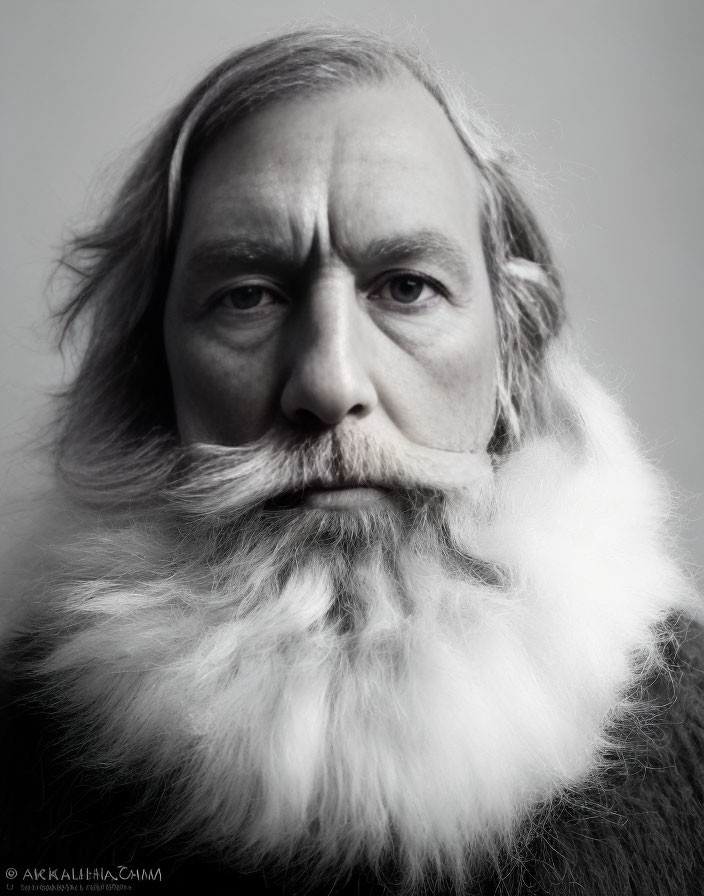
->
xmin=302 ymin=485 xmax=389 ymax=510
xmin=267 ymin=481 xmax=390 ymax=511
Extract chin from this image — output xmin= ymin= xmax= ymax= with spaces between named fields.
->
xmin=11 ymin=354 xmax=696 ymax=893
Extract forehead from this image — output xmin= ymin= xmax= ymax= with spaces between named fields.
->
xmin=177 ymin=78 xmax=483 ymax=259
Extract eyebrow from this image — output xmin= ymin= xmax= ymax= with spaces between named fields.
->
xmin=179 ymin=229 xmax=472 ymax=287
xmin=348 ymin=231 xmax=472 ymax=285
xmin=180 ymin=236 xmax=301 ymax=284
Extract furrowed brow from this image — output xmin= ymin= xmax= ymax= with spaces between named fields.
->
xmin=353 ymin=231 xmax=472 ymax=284
xmin=178 ymin=231 xmax=473 ymax=290
xmin=180 ymin=236 xmax=300 ymax=284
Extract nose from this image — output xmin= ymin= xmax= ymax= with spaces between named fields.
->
xmin=280 ymin=279 xmax=378 ymax=429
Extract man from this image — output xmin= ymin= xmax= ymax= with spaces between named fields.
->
xmin=2 ymin=26 xmax=702 ymax=896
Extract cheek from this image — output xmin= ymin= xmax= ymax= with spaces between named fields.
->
xmin=448 ymin=340 xmax=498 ymax=450
xmin=376 ymin=308 xmax=498 ymax=454
xmin=420 ymin=341 xmax=497 ymax=451
xmin=166 ymin=334 xmax=280 ymax=445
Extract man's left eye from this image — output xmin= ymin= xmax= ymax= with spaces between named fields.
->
xmin=374 ymin=274 xmax=441 ymax=305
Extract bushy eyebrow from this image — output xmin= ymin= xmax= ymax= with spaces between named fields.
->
xmin=349 ymin=231 xmax=472 ymax=284
xmin=179 ymin=236 xmax=301 ymax=284
xmin=178 ymin=229 xmax=472 ymax=287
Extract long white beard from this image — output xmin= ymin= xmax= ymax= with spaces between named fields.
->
xmin=16 ymin=358 xmax=696 ymax=892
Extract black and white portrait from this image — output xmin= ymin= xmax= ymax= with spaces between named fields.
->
xmin=1 ymin=4 xmax=702 ymax=895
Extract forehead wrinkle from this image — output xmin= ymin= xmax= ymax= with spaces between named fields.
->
xmin=331 ymin=230 xmax=473 ymax=285
xmin=183 ymin=156 xmax=322 ymax=257
xmin=178 ymin=174 xmax=325 ymax=269
xmin=178 ymin=82 xmax=482 ymax=287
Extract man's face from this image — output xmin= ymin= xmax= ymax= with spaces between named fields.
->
xmin=164 ymin=78 xmax=498 ymax=507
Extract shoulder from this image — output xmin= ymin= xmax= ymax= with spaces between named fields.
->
xmin=511 ymin=619 xmax=704 ymax=896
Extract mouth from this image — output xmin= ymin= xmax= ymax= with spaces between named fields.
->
xmin=268 ymin=481 xmax=391 ymax=511
xmin=302 ymin=485 xmax=390 ymax=510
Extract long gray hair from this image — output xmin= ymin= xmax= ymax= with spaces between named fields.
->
xmin=55 ymin=26 xmax=565 ymax=505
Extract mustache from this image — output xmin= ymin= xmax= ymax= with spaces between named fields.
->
xmin=166 ymin=427 xmax=493 ymax=520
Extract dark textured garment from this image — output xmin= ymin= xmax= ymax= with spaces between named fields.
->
xmin=2 ymin=625 xmax=703 ymax=896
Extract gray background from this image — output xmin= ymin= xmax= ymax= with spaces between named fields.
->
xmin=1 ymin=0 xmax=702 ymax=568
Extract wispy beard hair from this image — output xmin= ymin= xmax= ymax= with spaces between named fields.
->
xmin=16 ymin=358 xmax=696 ymax=894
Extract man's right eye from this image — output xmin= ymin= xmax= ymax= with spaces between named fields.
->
xmin=214 ymin=283 xmax=283 ymax=312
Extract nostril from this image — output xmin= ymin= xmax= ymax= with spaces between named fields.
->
xmin=292 ymin=403 xmax=368 ymax=431
xmin=292 ymin=408 xmax=332 ymax=432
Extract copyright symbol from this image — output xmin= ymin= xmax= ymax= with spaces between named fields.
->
xmin=5 ymin=868 xmax=17 ymax=879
